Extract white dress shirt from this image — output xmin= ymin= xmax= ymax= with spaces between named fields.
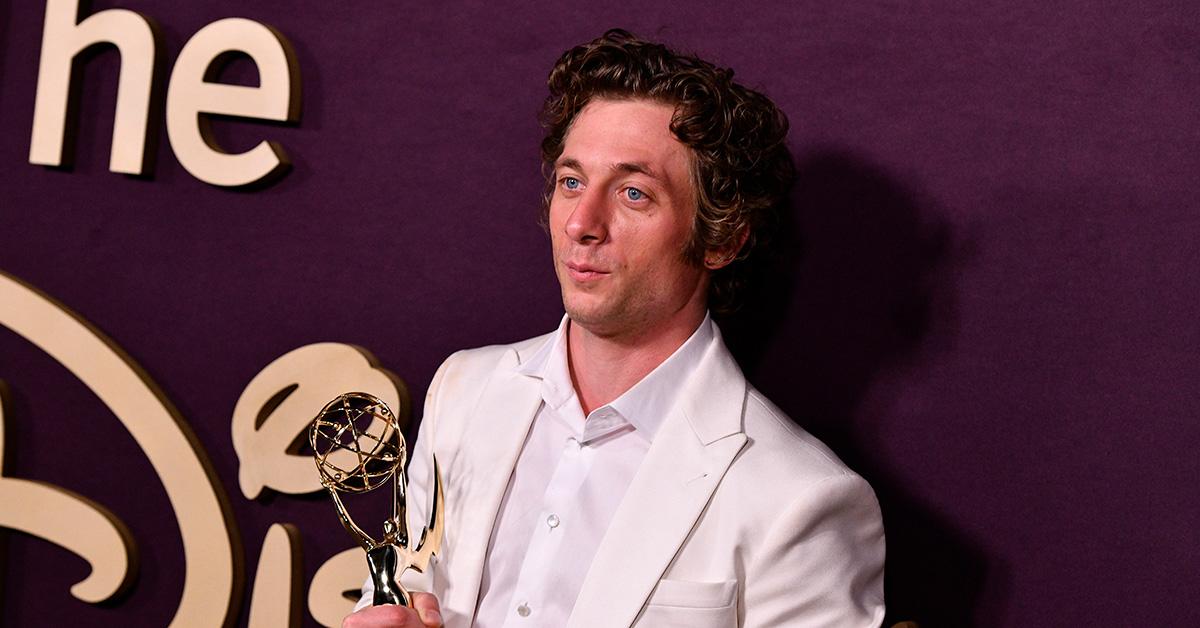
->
xmin=472 ymin=313 xmax=714 ymax=628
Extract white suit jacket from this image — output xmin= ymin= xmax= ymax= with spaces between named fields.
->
xmin=384 ymin=325 xmax=886 ymax=627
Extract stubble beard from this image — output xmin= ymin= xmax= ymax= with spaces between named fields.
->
xmin=560 ymin=281 xmax=634 ymax=339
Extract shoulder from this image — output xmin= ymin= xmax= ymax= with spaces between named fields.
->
xmin=705 ymin=387 xmax=882 ymax=584
xmin=689 ymin=326 xmax=864 ymax=491
xmin=740 ymin=386 xmax=856 ymax=482
xmin=715 ymin=385 xmax=874 ymax=517
xmin=726 ymin=391 xmax=886 ymax=624
xmin=435 ymin=331 xmax=553 ymax=381
xmin=425 ymin=331 xmax=553 ymax=409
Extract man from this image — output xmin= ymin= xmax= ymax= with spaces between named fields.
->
xmin=347 ymin=29 xmax=885 ymax=627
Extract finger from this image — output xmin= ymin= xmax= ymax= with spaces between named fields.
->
xmin=342 ymin=604 xmax=423 ymax=627
xmin=411 ymin=592 xmax=443 ymax=627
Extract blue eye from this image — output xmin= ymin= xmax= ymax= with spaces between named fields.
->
xmin=562 ymin=177 xmax=580 ymax=190
xmin=625 ymin=187 xmax=645 ymax=201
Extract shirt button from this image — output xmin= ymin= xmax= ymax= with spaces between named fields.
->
xmin=547 ymin=514 xmax=560 ymax=529
xmin=517 ymin=603 xmax=531 ymax=617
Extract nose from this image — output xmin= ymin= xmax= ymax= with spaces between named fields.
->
xmin=564 ymin=188 xmax=609 ymax=244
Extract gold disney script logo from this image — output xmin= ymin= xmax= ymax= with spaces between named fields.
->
xmin=0 ymin=271 xmax=396 ymax=626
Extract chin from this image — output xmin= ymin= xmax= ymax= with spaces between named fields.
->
xmin=562 ymin=293 xmax=615 ymax=329
xmin=562 ymin=297 xmax=598 ymax=324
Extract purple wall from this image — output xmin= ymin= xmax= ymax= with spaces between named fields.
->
xmin=2 ymin=1 xmax=1198 ymax=626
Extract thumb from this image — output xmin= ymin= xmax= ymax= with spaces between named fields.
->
xmin=412 ymin=592 xmax=443 ymax=627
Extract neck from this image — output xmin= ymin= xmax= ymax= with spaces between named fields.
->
xmin=566 ymin=305 xmax=707 ymax=415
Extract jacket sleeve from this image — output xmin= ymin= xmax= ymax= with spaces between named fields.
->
xmin=741 ymin=473 xmax=886 ymax=627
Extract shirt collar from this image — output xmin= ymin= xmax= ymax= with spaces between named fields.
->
xmin=517 ymin=312 xmax=715 ymax=442
xmin=516 ymin=314 xmax=575 ymax=410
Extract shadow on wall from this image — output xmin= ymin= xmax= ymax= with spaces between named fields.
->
xmin=720 ymin=148 xmax=1000 ymax=628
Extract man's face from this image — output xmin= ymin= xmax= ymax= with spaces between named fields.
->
xmin=548 ymin=98 xmax=707 ymax=338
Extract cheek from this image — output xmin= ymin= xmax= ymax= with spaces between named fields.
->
xmin=547 ymin=206 xmax=566 ymax=246
xmin=649 ymin=235 xmax=702 ymax=286
xmin=645 ymin=219 xmax=693 ymax=264
xmin=547 ymin=196 xmax=573 ymax=234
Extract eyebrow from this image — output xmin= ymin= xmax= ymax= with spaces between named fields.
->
xmin=554 ymin=158 xmax=665 ymax=183
xmin=612 ymin=161 xmax=661 ymax=180
xmin=555 ymin=157 xmax=584 ymax=172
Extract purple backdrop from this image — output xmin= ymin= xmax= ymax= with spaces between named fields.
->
xmin=2 ymin=1 xmax=1198 ymax=626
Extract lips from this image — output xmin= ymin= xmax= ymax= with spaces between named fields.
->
xmin=565 ymin=261 xmax=610 ymax=281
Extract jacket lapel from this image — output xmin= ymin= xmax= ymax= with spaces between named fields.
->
xmin=567 ymin=332 xmax=749 ymax=628
xmin=442 ymin=347 xmax=544 ymax=622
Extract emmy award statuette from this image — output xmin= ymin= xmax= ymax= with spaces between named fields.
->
xmin=310 ymin=392 xmax=445 ymax=607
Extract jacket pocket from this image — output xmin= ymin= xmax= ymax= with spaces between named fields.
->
xmin=635 ymin=579 xmax=738 ymax=628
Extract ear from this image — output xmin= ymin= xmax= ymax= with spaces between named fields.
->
xmin=703 ymin=227 xmax=750 ymax=270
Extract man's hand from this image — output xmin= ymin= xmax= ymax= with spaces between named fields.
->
xmin=342 ymin=592 xmax=443 ymax=628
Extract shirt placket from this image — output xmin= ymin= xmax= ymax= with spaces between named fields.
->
xmin=501 ymin=430 xmax=597 ymax=625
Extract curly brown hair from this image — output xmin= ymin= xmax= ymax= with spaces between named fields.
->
xmin=539 ymin=29 xmax=795 ymax=313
